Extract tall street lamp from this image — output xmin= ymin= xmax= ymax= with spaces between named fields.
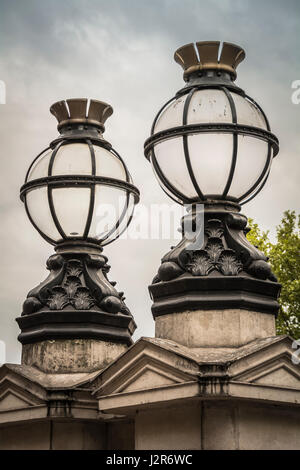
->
xmin=17 ymin=99 xmax=139 ymax=362
xmin=144 ymin=41 xmax=280 ymax=322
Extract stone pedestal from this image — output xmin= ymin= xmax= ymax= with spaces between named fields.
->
xmin=22 ymin=339 xmax=127 ymax=373
xmin=155 ymin=309 xmax=276 ymax=348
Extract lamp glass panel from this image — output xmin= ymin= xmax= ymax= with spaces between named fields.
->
xmin=103 ymin=193 xmax=135 ymax=245
xmin=154 ymin=95 xmax=187 ymax=133
xmin=241 ymin=156 xmax=272 ymax=205
xmin=52 ymin=187 xmax=90 ymax=237
xmin=88 ymin=185 xmax=127 ymax=241
xmin=154 ymin=137 xmax=198 ymax=199
xmin=227 ymin=136 xmax=269 ymax=200
xmin=27 ymin=149 xmax=52 ymax=181
xmin=52 ymin=143 xmax=92 ymax=176
xmin=187 ymin=89 xmax=232 ymax=124
xmin=94 ymin=146 xmax=127 ymax=181
xmin=26 ymin=187 xmax=61 ymax=241
xmin=150 ymin=155 xmax=183 ymax=204
xmin=188 ymin=133 xmax=233 ymax=195
xmin=231 ymin=93 xmax=267 ymax=129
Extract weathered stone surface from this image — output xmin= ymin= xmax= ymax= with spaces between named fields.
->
xmin=0 ymin=334 xmax=299 ymax=449
xmin=107 ymin=421 xmax=135 ymax=450
xmin=22 ymin=339 xmax=127 ymax=373
xmin=134 ymin=399 xmax=300 ymax=450
xmin=135 ymin=403 xmax=202 ymax=450
xmin=51 ymin=422 xmax=106 ymax=450
xmin=3 ymin=363 xmax=100 ymax=389
xmin=0 ymin=422 xmax=51 ymax=450
xmin=95 ymin=335 xmax=300 ymax=449
xmin=155 ymin=309 xmax=276 ymax=348
xmin=203 ymin=401 xmax=300 ymax=450
xmin=0 ymin=421 xmax=107 ymax=450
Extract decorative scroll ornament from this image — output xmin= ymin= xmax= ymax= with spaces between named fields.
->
xmin=22 ymin=252 xmax=131 ymax=317
xmin=155 ymin=210 xmax=277 ymax=283
xmin=149 ymin=207 xmax=280 ymax=319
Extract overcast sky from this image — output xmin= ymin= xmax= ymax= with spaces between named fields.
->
xmin=0 ymin=0 xmax=299 ymax=363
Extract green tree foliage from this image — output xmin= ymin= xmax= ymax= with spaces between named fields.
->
xmin=247 ymin=211 xmax=300 ymax=338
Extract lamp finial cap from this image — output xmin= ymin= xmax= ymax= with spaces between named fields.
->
xmin=174 ymin=41 xmax=245 ymax=81
xmin=50 ymin=98 xmax=113 ymax=132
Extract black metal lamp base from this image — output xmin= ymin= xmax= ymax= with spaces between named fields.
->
xmin=149 ymin=202 xmax=281 ymax=318
xmin=16 ymin=244 xmax=136 ymax=345
xmin=17 ymin=310 xmax=135 ymax=345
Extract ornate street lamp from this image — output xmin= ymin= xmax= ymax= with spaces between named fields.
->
xmin=144 ymin=41 xmax=280 ymax=317
xmin=17 ymin=98 xmax=139 ymax=348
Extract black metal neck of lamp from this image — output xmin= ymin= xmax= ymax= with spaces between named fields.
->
xmin=144 ymin=41 xmax=281 ymax=319
xmin=17 ymin=98 xmax=139 ymax=348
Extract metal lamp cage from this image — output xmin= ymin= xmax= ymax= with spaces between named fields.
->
xmin=144 ymin=85 xmax=279 ymax=206
xmin=20 ymin=136 xmax=140 ymax=246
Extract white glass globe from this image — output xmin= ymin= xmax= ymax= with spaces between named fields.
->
xmin=149 ymin=88 xmax=276 ymax=205
xmin=23 ymin=142 xmax=136 ymax=245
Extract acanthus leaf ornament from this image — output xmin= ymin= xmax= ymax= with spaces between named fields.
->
xmin=22 ymin=252 xmax=130 ymax=316
xmin=219 ymin=250 xmax=243 ymax=276
xmin=47 ymin=287 xmax=69 ymax=310
xmin=154 ymin=207 xmax=276 ymax=282
xmin=73 ymin=287 xmax=95 ymax=310
xmin=186 ymin=251 xmax=214 ymax=276
xmin=149 ymin=205 xmax=281 ymax=318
